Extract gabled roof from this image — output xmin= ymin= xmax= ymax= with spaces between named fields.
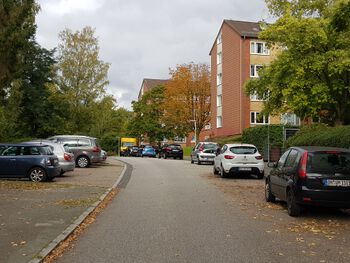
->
xmin=138 ymin=78 xmax=169 ymax=100
xmin=209 ymin=20 xmax=262 ymax=55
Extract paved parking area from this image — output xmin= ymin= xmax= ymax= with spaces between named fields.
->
xmin=0 ymin=158 xmax=124 ymax=263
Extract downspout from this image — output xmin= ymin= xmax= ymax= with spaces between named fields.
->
xmin=239 ymin=37 xmax=244 ymax=134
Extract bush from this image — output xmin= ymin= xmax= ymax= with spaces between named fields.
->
xmin=242 ymin=125 xmax=286 ymax=156
xmin=213 ymin=135 xmax=242 ymax=146
xmin=99 ymin=133 xmax=119 ymax=153
xmin=286 ymin=124 xmax=350 ymax=148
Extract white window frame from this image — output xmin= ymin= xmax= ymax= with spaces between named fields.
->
xmin=217 ymin=73 xmax=222 ymax=86
xmin=216 ymin=116 xmax=222 ymax=128
xmin=217 ymin=31 xmax=222 ymax=45
xmin=217 ymin=95 xmax=222 ymax=107
xmin=250 ymin=112 xmax=270 ymax=125
xmin=250 ymin=92 xmax=265 ymax=102
xmin=174 ymin=136 xmax=186 ymax=143
xmin=217 ymin=52 xmax=222 ymax=65
xmin=250 ymin=65 xmax=263 ymax=78
xmin=250 ymin=41 xmax=269 ymax=55
xmin=281 ymin=113 xmax=301 ymax=126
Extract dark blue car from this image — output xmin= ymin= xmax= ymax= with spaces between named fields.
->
xmin=0 ymin=143 xmax=61 ymax=182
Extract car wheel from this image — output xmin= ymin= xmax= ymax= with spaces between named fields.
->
xmin=265 ymin=180 xmax=276 ymax=202
xmin=77 ymin=156 xmax=89 ymax=168
xmin=220 ymin=164 xmax=229 ymax=178
xmin=287 ymin=189 xmax=301 ymax=217
xmin=191 ymin=157 xmax=194 ymax=164
xmin=180 ymin=156 xmax=183 ymax=160
xmin=164 ymin=154 xmax=167 ymax=159
xmin=213 ymin=165 xmax=219 ymax=175
xmin=29 ymin=167 xmax=47 ymax=182
xmin=257 ymin=171 xmax=264 ymax=179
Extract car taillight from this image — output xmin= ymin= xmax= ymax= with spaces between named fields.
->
xmin=224 ymin=155 xmax=235 ymax=159
xmin=299 ymin=151 xmax=308 ymax=179
xmin=64 ymin=153 xmax=71 ymax=161
xmin=92 ymin=146 xmax=101 ymax=153
xmin=255 ymin=155 xmax=263 ymax=160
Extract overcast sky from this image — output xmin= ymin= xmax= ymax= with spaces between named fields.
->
xmin=36 ymin=0 xmax=269 ymax=109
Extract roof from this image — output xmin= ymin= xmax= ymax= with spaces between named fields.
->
xmin=138 ymin=78 xmax=169 ymax=100
xmin=209 ymin=20 xmax=262 ymax=55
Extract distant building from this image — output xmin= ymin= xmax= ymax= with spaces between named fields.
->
xmin=138 ymin=78 xmax=169 ymax=101
xmin=209 ymin=20 xmax=299 ymax=138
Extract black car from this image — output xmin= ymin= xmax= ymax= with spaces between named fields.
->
xmin=0 ymin=143 xmax=61 ymax=182
xmin=129 ymin=146 xmax=141 ymax=157
xmin=159 ymin=144 xmax=183 ymax=159
xmin=265 ymin=146 xmax=350 ymax=216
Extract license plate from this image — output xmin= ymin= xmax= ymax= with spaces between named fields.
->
xmin=239 ymin=167 xmax=251 ymax=171
xmin=324 ymin=180 xmax=350 ymax=187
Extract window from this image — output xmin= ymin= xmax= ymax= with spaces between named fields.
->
xmin=1 ymin=146 xmax=18 ymax=156
xmin=205 ymin=123 xmax=211 ymax=130
xmin=250 ymin=112 xmax=269 ymax=125
xmin=216 ymin=116 xmax=222 ymax=128
xmin=250 ymin=65 xmax=263 ymax=78
xmin=250 ymin=92 xmax=265 ymax=101
xmin=250 ymin=41 xmax=269 ymax=55
xmin=174 ymin=137 xmax=186 ymax=143
xmin=217 ymin=31 xmax=222 ymax=45
xmin=284 ymin=149 xmax=300 ymax=169
xmin=230 ymin=146 xmax=257 ymax=155
xmin=217 ymin=73 xmax=222 ymax=86
xmin=277 ymin=150 xmax=291 ymax=168
xmin=217 ymin=52 xmax=222 ymax=65
xmin=281 ymin=113 xmax=300 ymax=126
xmin=217 ymin=95 xmax=222 ymax=107
xmin=78 ymin=139 xmax=91 ymax=147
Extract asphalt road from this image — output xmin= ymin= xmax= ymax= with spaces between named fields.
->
xmin=56 ymin=157 xmax=350 ymax=263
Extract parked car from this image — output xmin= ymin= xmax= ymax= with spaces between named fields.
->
xmin=265 ymin=146 xmax=350 ymax=217
xmin=213 ymin=144 xmax=264 ymax=179
xmin=0 ymin=143 xmax=60 ymax=182
xmin=130 ymin=146 xmax=141 ymax=157
xmin=26 ymin=140 xmax=75 ymax=175
xmin=47 ymin=135 xmax=102 ymax=168
xmin=141 ymin=147 xmax=157 ymax=158
xmin=191 ymin=142 xmax=219 ymax=165
xmin=101 ymin=149 xmax=107 ymax=161
xmin=159 ymin=144 xmax=183 ymax=159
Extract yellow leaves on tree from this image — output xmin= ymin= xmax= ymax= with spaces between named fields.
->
xmin=163 ymin=63 xmax=211 ymax=140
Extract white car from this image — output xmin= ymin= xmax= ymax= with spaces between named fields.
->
xmin=213 ymin=143 xmax=264 ymax=179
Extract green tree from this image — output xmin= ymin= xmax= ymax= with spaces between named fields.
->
xmin=0 ymin=0 xmax=39 ymax=101
xmin=56 ymin=26 xmax=110 ymax=133
xmin=129 ymin=85 xmax=170 ymax=145
xmin=246 ymin=0 xmax=350 ymax=126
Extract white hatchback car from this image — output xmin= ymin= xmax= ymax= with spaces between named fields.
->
xmin=213 ymin=144 xmax=264 ymax=179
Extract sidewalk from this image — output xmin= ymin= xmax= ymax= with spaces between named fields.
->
xmin=0 ymin=158 xmax=125 ymax=263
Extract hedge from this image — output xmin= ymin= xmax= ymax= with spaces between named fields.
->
xmin=286 ymin=124 xmax=350 ymax=148
xmin=242 ymin=125 xmax=285 ymax=156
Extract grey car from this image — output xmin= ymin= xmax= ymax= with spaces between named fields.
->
xmin=26 ymin=140 xmax=75 ymax=175
xmin=0 ymin=143 xmax=60 ymax=182
xmin=191 ymin=142 xmax=219 ymax=165
xmin=47 ymin=135 xmax=102 ymax=168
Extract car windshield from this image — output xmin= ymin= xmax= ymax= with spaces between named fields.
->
xmin=307 ymin=151 xmax=350 ymax=173
xmin=203 ymin=144 xmax=218 ymax=150
xmin=122 ymin=142 xmax=134 ymax=147
xmin=230 ymin=146 xmax=257 ymax=154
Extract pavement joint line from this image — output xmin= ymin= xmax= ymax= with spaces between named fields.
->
xmin=28 ymin=159 xmax=127 ymax=263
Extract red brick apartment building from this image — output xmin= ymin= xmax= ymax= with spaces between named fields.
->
xmin=138 ymin=78 xmax=169 ymax=101
xmin=210 ymin=20 xmax=299 ymax=138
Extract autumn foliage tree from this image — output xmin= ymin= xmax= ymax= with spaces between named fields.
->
xmin=163 ymin=63 xmax=211 ymax=141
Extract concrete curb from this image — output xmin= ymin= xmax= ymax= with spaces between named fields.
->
xmin=28 ymin=159 xmax=128 ymax=263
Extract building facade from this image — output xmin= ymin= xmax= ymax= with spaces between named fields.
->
xmin=210 ymin=20 xmax=299 ymax=138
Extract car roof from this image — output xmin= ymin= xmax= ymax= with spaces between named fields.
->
xmin=198 ymin=141 xmax=218 ymax=144
xmin=225 ymin=143 xmax=257 ymax=147
xmin=290 ymin=146 xmax=350 ymax=153
xmin=0 ymin=142 xmax=50 ymax=147
xmin=48 ymin=135 xmax=96 ymax=139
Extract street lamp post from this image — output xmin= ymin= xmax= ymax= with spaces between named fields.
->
xmin=189 ymin=109 xmax=197 ymax=146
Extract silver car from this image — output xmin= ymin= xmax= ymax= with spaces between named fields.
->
xmin=27 ymin=140 xmax=75 ymax=175
xmin=47 ymin=135 xmax=102 ymax=168
xmin=191 ymin=142 xmax=219 ymax=165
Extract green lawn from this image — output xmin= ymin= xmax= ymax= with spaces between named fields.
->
xmin=183 ymin=146 xmax=193 ymax=156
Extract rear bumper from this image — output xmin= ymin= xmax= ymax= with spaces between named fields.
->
xmin=300 ymin=187 xmax=350 ymax=208
xmin=60 ymin=162 xmax=75 ymax=172
xmin=46 ymin=166 xmax=61 ymax=178
xmin=198 ymin=155 xmax=215 ymax=163
xmin=224 ymin=162 xmax=265 ymax=174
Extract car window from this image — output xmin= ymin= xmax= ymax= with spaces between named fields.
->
xmin=39 ymin=146 xmax=54 ymax=155
xmin=204 ymin=144 xmax=218 ymax=150
xmin=195 ymin=143 xmax=201 ymax=150
xmin=230 ymin=146 xmax=257 ymax=154
xmin=62 ymin=140 xmax=78 ymax=147
xmin=284 ymin=149 xmax=300 ymax=169
xmin=308 ymin=151 xmax=350 ymax=173
xmin=277 ymin=150 xmax=291 ymax=168
xmin=221 ymin=145 xmax=228 ymax=154
xmin=0 ymin=146 xmax=6 ymax=155
xmin=1 ymin=146 xmax=19 ymax=156
xmin=78 ymin=139 xmax=91 ymax=147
